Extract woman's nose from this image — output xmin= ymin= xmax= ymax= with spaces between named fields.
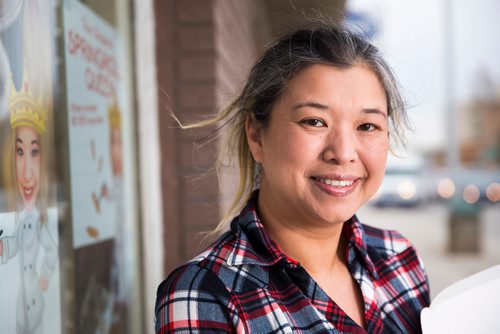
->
xmin=22 ymin=156 xmax=33 ymax=181
xmin=322 ymin=128 xmax=358 ymax=165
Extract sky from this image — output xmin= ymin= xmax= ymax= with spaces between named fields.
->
xmin=346 ymin=0 xmax=500 ymax=152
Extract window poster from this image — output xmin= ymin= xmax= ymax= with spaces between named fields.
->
xmin=63 ymin=0 xmax=128 ymax=332
xmin=0 ymin=0 xmax=62 ymax=333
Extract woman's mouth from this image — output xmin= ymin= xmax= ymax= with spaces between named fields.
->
xmin=23 ymin=186 xmax=34 ymax=199
xmin=315 ymin=177 xmax=354 ymax=187
xmin=311 ymin=176 xmax=359 ymax=196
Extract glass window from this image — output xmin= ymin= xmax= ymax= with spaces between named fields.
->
xmin=0 ymin=0 xmax=141 ymax=332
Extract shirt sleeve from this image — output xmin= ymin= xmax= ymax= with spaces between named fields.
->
xmin=155 ymin=263 xmax=242 ymax=333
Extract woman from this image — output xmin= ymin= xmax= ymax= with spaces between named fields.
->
xmin=156 ymin=23 xmax=430 ymax=334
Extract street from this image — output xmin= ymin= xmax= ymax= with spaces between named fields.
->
xmin=357 ymin=202 xmax=500 ymax=298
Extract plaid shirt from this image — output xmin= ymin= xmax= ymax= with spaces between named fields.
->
xmin=156 ymin=193 xmax=430 ymax=333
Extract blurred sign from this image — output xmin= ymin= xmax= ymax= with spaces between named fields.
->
xmin=64 ymin=0 xmax=123 ymax=248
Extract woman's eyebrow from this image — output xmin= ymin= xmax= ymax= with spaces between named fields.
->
xmin=292 ymin=102 xmax=329 ymax=110
xmin=362 ymin=108 xmax=387 ymax=119
xmin=292 ymin=103 xmax=388 ymax=119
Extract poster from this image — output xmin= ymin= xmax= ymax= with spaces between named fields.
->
xmin=63 ymin=0 xmax=128 ymax=332
xmin=63 ymin=0 xmax=123 ymax=249
xmin=0 ymin=0 xmax=62 ymax=333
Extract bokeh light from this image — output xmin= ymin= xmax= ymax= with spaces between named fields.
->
xmin=437 ymin=178 xmax=455 ymax=199
xmin=486 ymin=183 xmax=500 ymax=202
xmin=398 ymin=180 xmax=417 ymax=200
xmin=463 ymin=184 xmax=480 ymax=204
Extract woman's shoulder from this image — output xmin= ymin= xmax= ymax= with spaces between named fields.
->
xmin=155 ymin=239 xmax=233 ymax=313
xmin=361 ymin=223 xmax=415 ymax=258
xmin=156 ymin=258 xmax=226 ymax=302
xmin=154 ymin=235 xmax=244 ymax=333
xmin=156 ymin=230 xmax=269 ymax=301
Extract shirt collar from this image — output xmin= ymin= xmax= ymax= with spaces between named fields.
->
xmin=227 ymin=191 xmax=299 ymax=268
xmin=345 ymin=215 xmax=379 ymax=279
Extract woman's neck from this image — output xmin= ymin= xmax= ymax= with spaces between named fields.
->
xmin=257 ymin=194 xmax=347 ymax=274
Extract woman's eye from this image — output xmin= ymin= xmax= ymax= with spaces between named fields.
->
xmin=301 ymin=118 xmax=326 ymax=127
xmin=31 ymin=148 xmax=40 ymax=157
xmin=16 ymin=147 xmax=24 ymax=156
xmin=358 ymin=123 xmax=379 ymax=131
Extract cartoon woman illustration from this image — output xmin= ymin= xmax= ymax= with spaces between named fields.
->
xmin=0 ymin=71 xmax=57 ymax=334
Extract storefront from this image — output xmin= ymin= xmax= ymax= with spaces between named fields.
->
xmin=0 ymin=0 xmax=143 ymax=332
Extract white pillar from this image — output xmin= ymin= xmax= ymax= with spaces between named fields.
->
xmin=133 ymin=0 xmax=164 ymax=332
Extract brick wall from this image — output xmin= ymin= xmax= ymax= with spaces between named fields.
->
xmin=155 ymin=0 xmax=264 ymax=273
xmin=213 ymin=0 xmax=266 ymax=217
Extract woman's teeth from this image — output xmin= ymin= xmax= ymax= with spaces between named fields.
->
xmin=318 ymin=178 xmax=354 ymax=187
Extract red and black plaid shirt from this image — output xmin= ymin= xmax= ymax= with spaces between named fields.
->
xmin=156 ymin=193 xmax=430 ymax=333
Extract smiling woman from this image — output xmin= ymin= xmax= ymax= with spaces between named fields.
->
xmin=155 ymin=22 xmax=430 ymax=334
xmin=249 ymin=64 xmax=389 ymax=234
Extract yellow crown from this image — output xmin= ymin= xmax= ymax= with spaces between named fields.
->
xmin=8 ymin=68 xmax=46 ymax=134
xmin=108 ymin=102 xmax=121 ymax=130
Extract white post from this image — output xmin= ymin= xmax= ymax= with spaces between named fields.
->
xmin=133 ymin=0 xmax=164 ymax=332
xmin=443 ymin=0 xmax=458 ymax=170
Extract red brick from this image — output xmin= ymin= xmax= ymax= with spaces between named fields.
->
xmin=180 ymin=26 xmax=215 ymax=52
xmin=180 ymin=171 xmax=219 ymax=198
xmin=176 ymin=0 xmax=213 ymax=24
xmin=179 ymin=82 xmax=216 ymax=110
xmin=182 ymin=200 xmax=220 ymax=226
xmin=179 ymin=139 xmax=218 ymax=170
xmin=180 ymin=55 xmax=215 ymax=82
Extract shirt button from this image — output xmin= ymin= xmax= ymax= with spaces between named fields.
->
xmin=28 ymin=224 xmax=32 ymax=229
xmin=0 ymin=229 xmax=3 ymax=237
xmin=33 ymin=299 xmax=36 ymax=306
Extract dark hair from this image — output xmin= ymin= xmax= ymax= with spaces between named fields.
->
xmin=181 ymin=22 xmax=409 ymax=234
xmin=246 ymin=25 xmax=407 ymax=136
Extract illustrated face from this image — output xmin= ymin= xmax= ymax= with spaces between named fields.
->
xmin=15 ymin=126 xmax=41 ymax=211
xmin=247 ymin=63 xmax=389 ymax=230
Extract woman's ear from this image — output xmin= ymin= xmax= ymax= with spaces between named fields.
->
xmin=245 ymin=115 xmax=263 ymax=163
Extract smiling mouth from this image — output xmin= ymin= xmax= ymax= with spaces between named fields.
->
xmin=312 ymin=177 xmax=355 ymax=187
xmin=23 ymin=187 xmax=34 ymax=198
xmin=311 ymin=176 xmax=360 ymax=197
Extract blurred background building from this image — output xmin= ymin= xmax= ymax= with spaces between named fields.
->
xmin=0 ymin=0 xmax=497 ymax=333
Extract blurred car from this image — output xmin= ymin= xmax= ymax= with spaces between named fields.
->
xmin=371 ymin=154 xmax=432 ymax=207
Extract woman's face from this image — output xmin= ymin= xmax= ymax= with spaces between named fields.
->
xmin=15 ymin=126 xmax=41 ymax=211
xmin=247 ymin=63 xmax=389 ymax=230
